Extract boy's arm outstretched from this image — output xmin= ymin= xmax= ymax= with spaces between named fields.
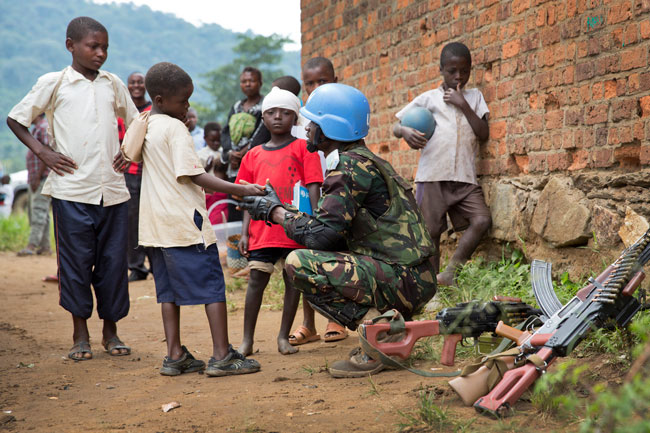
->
xmin=190 ymin=173 xmax=264 ymax=197
xmin=6 ymin=117 xmax=77 ymax=175
xmin=444 ymin=84 xmax=489 ymax=142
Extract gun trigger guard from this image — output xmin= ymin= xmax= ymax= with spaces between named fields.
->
xmin=459 ymin=337 xmax=474 ymax=348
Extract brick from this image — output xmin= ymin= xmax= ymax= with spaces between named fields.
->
xmin=641 ymin=20 xmax=650 ymax=39
xmin=545 ymin=110 xmax=564 ymax=129
xmin=641 ymin=145 xmax=650 ymax=165
xmin=593 ymin=148 xmax=614 ymax=168
xmin=621 ymin=46 xmax=647 ymax=71
xmin=568 ymin=149 xmax=590 ymax=170
xmin=611 ymin=99 xmax=637 ymax=122
xmin=547 ymin=152 xmax=572 ymax=171
xmin=614 ymin=144 xmax=641 ymax=167
xmin=565 ymin=108 xmax=584 ymax=125
xmin=585 ymin=104 xmax=609 ymax=125
xmin=503 ymin=40 xmax=521 ymax=59
xmin=491 ymin=121 xmax=507 ymax=139
xmin=604 ymin=80 xmax=617 ymax=99
xmin=529 ymin=153 xmax=546 ymax=172
xmin=524 ymin=113 xmax=544 ymax=132
xmin=640 ymin=96 xmax=650 ymax=117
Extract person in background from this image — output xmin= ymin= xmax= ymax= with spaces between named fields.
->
xmin=286 ymin=57 xmax=348 ymax=346
xmin=120 ymin=72 xmax=153 ymax=282
xmin=220 ymin=66 xmax=270 ymax=222
xmin=187 ymin=108 xmax=205 ymax=151
xmin=0 ymin=174 xmax=12 ymax=218
xmin=17 ymin=114 xmax=52 ymax=256
xmin=198 ymin=122 xmax=228 ymax=225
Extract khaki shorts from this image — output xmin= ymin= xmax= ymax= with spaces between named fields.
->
xmin=415 ymin=181 xmax=491 ymax=237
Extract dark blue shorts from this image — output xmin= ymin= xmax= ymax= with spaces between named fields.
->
xmin=52 ymin=198 xmax=129 ymax=321
xmin=150 ymin=243 xmax=226 ymax=305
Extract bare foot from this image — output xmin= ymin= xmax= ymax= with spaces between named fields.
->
xmin=239 ymin=340 xmax=253 ymax=357
xmin=277 ymin=337 xmax=298 ymax=355
xmin=436 ymin=270 xmax=456 ymax=287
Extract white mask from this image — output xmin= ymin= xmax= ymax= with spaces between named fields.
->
xmin=325 ymin=149 xmax=340 ymax=171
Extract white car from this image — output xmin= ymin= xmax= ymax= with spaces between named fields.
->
xmin=9 ymin=169 xmax=29 ymax=214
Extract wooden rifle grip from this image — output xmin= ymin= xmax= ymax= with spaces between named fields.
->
xmin=440 ymin=334 xmax=463 ymax=366
xmin=495 ymin=321 xmax=529 ymax=346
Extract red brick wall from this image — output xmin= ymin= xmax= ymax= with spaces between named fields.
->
xmin=300 ymin=0 xmax=650 ymax=181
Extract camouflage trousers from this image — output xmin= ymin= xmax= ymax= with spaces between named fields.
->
xmin=284 ymin=249 xmax=437 ymax=323
xmin=27 ymin=178 xmax=51 ymax=250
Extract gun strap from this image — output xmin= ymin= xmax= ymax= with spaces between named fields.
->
xmin=459 ymin=315 xmax=545 ymax=390
xmin=358 ymin=326 xmax=461 ymax=378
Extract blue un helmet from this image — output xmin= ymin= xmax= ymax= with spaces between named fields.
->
xmin=300 ymin=83 xmax=370 ymax=142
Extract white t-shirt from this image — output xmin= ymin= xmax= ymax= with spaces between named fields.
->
xmin=396 ymin=87 xmax=489 ymax=185
xmin=8 ymin=67 xmax=138 ymax=205
xmin=139 ymin=114 xmax=217 ymax=248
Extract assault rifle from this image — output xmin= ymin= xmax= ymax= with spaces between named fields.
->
xmin=358 ymin=297 xmax=541 ymax=367
xmin=473 ymin=228 xmax=650 ymax=417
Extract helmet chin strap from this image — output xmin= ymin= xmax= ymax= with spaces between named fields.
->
xmin=306 ymin=124 xmax=323 ymax=153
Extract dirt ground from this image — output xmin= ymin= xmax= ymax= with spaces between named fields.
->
xmin=0 ymin=252 xmax=580 ymax=433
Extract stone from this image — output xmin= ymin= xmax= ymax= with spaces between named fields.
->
xmin=592 ymin=205 xmax=622 ymax=247
xmin=531 ymin=177 xmax=591 ymax=247
xmin=619 ymin=206 xmax=650 ymax=247
xmin=488 ymin=182 xmax=529 ymax=242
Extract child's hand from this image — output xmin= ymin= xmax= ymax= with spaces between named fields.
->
xmin=401 ymin=126 xmax=428 ymax=150
xmin=39 ymin=147 xmax=77 ymax=176
xmin=112 ymin=151 xmax=129 ymax=172
xmin=204 ymin=156 xmax=215 ymax=173
xmin=443 ymin=83 xmax=467 ymax=108
xmin=232 ymin=180 xmax=266 ymax=200
xmin=238 ymin=234 xmax=249 ymax=257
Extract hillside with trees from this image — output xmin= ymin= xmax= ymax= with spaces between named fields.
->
xmin=0 ymin=0 xmax=299 ymax=172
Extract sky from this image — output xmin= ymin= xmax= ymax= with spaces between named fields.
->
xmin=91 ymin=0 xmax=301 ymax=50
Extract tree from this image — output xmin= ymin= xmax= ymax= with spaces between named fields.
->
xmin=200 ymin=33 xmax=291 ymax=123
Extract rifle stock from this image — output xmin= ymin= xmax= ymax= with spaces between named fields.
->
xmin=359 ymin=300 xmax=540 ymax=367
xmin=473 ymin=228 xmax=650 ymax=417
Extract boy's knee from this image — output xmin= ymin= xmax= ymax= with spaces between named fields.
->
xmin=471 ymin=214 xmax=492 ymax=234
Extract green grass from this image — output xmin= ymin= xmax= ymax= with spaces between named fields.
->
xmin=0 ymin=213 xmax=30 ymax=251
xmin=397 ymin=392 xmax=475 ymax=432
xmin=0 ymin=211 xmax=56 ymax=252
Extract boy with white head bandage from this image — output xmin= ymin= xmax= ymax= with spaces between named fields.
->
xmin=235 ymin=87 xmax=324 ymax=356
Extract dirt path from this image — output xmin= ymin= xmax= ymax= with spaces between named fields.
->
xmin=0 ymin=252 xmax=570 ymax=432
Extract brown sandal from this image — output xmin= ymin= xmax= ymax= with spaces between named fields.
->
xmin=288 ymin=326 xmax=320 ymax=346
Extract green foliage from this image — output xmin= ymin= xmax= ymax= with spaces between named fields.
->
xmin=0 ymin=0 xmax=299 ymax=171
xmin=531 ymin=359 xmax=589 ymax=420
xmin=0 ymin=213 xmax=29 ymax=251
xmin=438 ymin=246 xmax=585 ymax=312
xmin=579 ymin=376 xmax=650 ymax=433
xmin=200 ymin=34 xmax=293 ymax=123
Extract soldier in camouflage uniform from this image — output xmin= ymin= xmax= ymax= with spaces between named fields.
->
xmin=240 ymin=83 xmax=437 ymax=377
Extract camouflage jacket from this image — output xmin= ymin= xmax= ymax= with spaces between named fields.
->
xmin=282 ymin=141 xmax=434 ymax=266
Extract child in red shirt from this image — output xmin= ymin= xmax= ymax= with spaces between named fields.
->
xmin=236 ymin=87 xmax=323 ymax=356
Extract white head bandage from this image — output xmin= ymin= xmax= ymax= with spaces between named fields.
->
xmin=262 ymin=86 xmax=301 ymax=116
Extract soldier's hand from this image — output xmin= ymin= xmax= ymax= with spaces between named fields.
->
xmin=239 ymin=180 xmax=284 ymax=225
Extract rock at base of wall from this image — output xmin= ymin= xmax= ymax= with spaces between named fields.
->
xmin=531 ymin=177 xmax=591 ymax=247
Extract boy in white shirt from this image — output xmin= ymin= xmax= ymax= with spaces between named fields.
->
xmin=122 ymin=62 xmax=264 ymax=376
xmin=7 ymin=16 xmax=138 ymax=361
xmin=393 ymin=42 xmax=492 ymax=287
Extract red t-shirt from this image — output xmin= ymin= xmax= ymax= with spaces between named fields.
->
xmin=236 ymin=138 xmax=323 ymax=251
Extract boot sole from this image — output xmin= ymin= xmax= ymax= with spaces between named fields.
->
xmin=328 ymin=363 xmax=385 ymax=378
